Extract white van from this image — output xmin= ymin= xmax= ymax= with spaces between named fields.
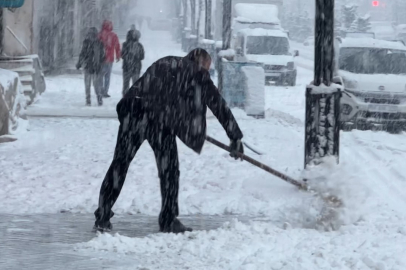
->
xmin=234 ymin=28 xmax=298 ymax=86
xmin=338 ymin=37 xmax=406 ymax=131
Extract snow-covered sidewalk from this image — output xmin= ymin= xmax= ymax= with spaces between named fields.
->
xmin=0 ymin=112 xmax=305 ymax=216
xmin=2 ymin=28 xmax=406 ymax=270
xmin=2 ymin=106 xmax=406 ymax=269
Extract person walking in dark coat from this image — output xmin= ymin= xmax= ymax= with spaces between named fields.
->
xmin=122 ymin=29 xmax=144 ymax=96
xmin=76 ymin=27 xmax=106 ymax=106
xmin=93 ymin=48 xmax=244 ymax=233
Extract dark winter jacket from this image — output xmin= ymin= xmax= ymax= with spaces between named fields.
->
xmin=77 ymin=27 xmax=106 ymax=74
xmin=99 ymin=20 xmax=121 ymax=63
xmin=118 ymin=56 xmax=243 ymax=153
xmin=122 ymin=30 xmax=145 ymax=73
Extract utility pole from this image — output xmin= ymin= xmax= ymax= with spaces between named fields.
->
xmin=0 ymin=9 xmax=3 ymax=55
xmin=190 ymin=0 xmax=196 ymax=35
xmin=182 ymin=0 xmax=188 ymax=28
xmin=222 ymin=0 xmax=232 ymax=50
xmin=205 ymin=0 xmax=212 ymax=39
xmin=304 ymin=0 xmax=341 ymax=167
xmin=197 ymin=0 xmax=204 ymax=39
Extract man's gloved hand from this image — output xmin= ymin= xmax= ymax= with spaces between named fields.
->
xmin=229 ymin=139 xmax=244 ymax=161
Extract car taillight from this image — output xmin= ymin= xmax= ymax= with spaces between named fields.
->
xmin=287 ymin=62 xmax=294 ymax=70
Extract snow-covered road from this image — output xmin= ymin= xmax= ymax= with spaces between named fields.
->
xmin=1 ymin=30 xmax=406 ymax=269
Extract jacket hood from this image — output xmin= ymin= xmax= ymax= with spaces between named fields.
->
xmin=102 ymin=20 xmax=113 ymax=32
xmin=126 ymin=30 xmax=140 ymax=42
xmin=86 ymin=27 xmax=99 ymax=40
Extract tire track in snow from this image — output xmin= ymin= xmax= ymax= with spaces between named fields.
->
xmin=350 ymin=132 xmax=406 ymax=183
xmin=344 ymin=132 xmax=406 ymax=210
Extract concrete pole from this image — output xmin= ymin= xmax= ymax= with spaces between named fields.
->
xmin=222 ymin=0 xmax=231 ymax=50
xmin=205 ymin=0 xmax=212 ymax=39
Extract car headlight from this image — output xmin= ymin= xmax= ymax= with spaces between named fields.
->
xmin=343 ymin=78 xmax=358 ymax=89
xmin=287 ymin=62 xmax=294 ymax=70
xmin=341 ymin=104 xmax=353 ymax=115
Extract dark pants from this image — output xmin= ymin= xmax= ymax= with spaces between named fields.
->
xmin=122 ymin=69 xmax=141 ymax=96
xmin=101 ymin=63 xmax=113 ymax=95
xmin=84 ymin=71 xmax=102 ymax=103
xmin=95 ymin=99 xmax=180 ymax=230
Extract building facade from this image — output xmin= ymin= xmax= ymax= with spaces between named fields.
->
xmin=0 ymin=0 xmax=123 ymax=71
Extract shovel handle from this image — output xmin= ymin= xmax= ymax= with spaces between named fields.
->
xmin=206 ymin=136 xmax=307 ymax=190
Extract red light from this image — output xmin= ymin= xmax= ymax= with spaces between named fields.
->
xmin=372 ymin=1 xmax=379 ymax=6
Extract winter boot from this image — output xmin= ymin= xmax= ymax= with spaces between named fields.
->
xmin=86 ymin=99 xmax=91 ymax=106
xmin=93 ymin=220 xmax=113 ymax=232
xmin=97 ymin=96 xmax=103 ymax=106
xmin=160 ymin=218 xmax=193 ymax=234
xmin=103 ymin=94 xmax=111 ymax=98
xmin=93 ymin=209 xmax=114 ymax=232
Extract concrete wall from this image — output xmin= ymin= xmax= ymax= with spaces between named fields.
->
xmin=2 ymin=1 xmax=34 ymax=56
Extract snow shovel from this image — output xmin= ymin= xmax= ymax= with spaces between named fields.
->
xmin=206 ymin=136 xmax=342 ymax=207
xmin=242 ymin=141 xmax=264 ymax=155
xmin=206 ymin=136 xmax=307 ymax=190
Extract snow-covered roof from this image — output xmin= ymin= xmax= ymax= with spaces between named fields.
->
xmin=234 ymin=4 xmax=280 ymax=25
xmin=237 ymin=28 xmax=288 ymax=38
xmin=341 ymin=38 xmax=406 ymax=50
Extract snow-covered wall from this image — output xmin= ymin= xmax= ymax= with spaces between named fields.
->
xmin=2 ymin=1 xmax=34 ymax=56
xmin=2 ymin=0 xmax=114 ymax=70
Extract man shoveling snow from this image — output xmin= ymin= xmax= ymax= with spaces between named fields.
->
xmin=94 ymin=49 xmax=244 ymax=233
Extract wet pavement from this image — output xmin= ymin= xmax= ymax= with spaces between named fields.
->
xmin=0 ymin=213 xmax=251 ymax=270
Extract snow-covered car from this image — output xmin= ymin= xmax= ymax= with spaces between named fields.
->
xmin=344 ymin=32 xmax=375 ymax=39
xmin=370 ymin=21 xmax=397 ymax=41
xmin=395 ymin=24 xmax=406 ymax=44
xmin=303 ymin=36 xmax=314 ymax=46
xmin=234 ymin=28 xmax=299 ymax=86
xmin=338 ymin=37 xmax=406 ymax=131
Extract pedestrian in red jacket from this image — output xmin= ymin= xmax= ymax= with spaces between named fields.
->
xmin=99 ymin=20 xmax=121 ymax=98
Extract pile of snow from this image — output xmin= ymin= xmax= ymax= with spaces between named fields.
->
xmin=241 ymin=66 xmax=265 ymax=117
xmin=201 ymin=39 xmax=215 ymax=45
xmin=288 ymin=157 xmax=371 ymax=231
xmin=218 ymin=49 xmax=235 ymax=58
xmin=307 ymin=83 xmax=343 ymax=95
xmin=234 ymin=3 xmax=280 ymax=25
xmin=75 ymin=217 xmax=406 ymax=269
